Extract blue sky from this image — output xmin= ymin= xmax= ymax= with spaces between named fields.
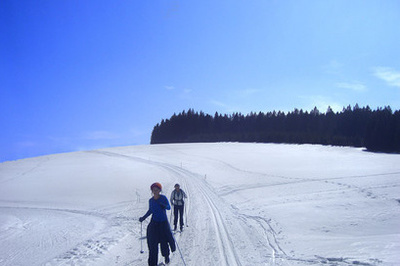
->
xmin=1 ymin=0 xmax=400 ymax=162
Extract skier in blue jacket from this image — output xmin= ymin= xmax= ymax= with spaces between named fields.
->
xmin=139 ymin=182 xmax=176 ymax=265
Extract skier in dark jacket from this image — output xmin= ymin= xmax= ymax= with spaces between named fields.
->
xmin=139 ymin=182 xmax=176 ymax=266
xmin=170 ymin=183 xmax=187 ymax=231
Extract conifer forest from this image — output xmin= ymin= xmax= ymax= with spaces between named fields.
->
xmin=151 ymin=105 xmax=400 ymax=153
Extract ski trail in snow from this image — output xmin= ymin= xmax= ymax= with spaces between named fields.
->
xmin=0 ymin=205 xmax=108 ymax=266
xmin=82 ymin=149 xmax=393 ymax=266
xmin=92 ymin=149 xmax=293 ymax=265
xmin=3 ymin=145 xmax=397 ymax=265
xmin=161 ymin=163 xmax=312 ymax=265
xmin=160 ymin=164 xmax=243 ymax=266
xmin=133 ymin=154 xmax=362 ymax=266
xmin=188 ymin=171 xmax=242 ymax=266
xmin=199 ymin=186 xmax=242 ymax=266
xmin=238 ymin=214 xmax=287 ymax=257
xmin=41 ymin=202 xmax=142 ymax=266
xmin=89 ymin=150 xmax=246 ymax=265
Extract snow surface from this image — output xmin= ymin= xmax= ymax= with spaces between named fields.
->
xmin=0 ymin=143 xmax=399 ymax=266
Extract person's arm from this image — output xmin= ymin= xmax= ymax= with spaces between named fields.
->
xmin=159 ymin=195 xmax=171 ymax=210
xmin=140 ymin=210 xmax=151 ymax=221
xmin=170 ymin=191 xmax=175 ymax=205
xmin=139 ymin=200 xmax=152 ymax=222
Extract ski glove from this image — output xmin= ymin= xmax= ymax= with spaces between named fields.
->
xmin=139 ymin=216 xmax=145 ymax=223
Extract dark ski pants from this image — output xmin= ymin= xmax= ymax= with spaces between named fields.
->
xmin=173 ymin=204 xmax=184 ymax=229
xmin=146 ymin=220 xmax=175 ymax=266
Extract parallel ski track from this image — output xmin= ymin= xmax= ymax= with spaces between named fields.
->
xmin=90 ymin=150 xmax=243 ymax=266
xmin=90 ymin=150 xmax=381 ymax=266
xmin=160 ymin=163 xmax=243 ymax=266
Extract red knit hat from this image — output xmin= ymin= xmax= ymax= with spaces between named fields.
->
xmin=150 ymin=182 xmax=162 ymax=191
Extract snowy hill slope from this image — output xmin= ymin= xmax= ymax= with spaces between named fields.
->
xmin=0 ymin=143 xmax=399 ymax=265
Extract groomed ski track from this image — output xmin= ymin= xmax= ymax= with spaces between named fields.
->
xmin=84 ymin=150 xmax=302 ymax=265
xmin=1 ymin=143 xmax=399 ymax=266
xmin=93 ymin=150 xmax=249 ymax=265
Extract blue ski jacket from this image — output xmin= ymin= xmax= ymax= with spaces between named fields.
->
xmin=142 ymin=195 xmax=170 ymax=222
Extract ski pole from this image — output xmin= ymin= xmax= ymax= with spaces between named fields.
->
xmin=184 ymin=199 xmax=188 ymax=227
xmin=140 ymin=222 xmax=144 ymax=254
xmin=169 ymin=207 xmax=173 ymax=225
xmin=171 ymin=229 xmax=187 ymax=266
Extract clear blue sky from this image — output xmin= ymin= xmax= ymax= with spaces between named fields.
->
xmin=1 ymin=0 xmax=400 ymax=162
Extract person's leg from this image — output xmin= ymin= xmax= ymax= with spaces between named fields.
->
xmin=173 ymin=205 xmax=179 ymax=230
xmin=160 ymin=240 xmax=170 ymax=263
xmin=179 ymin=205 xmax=184 ymax=229
xmin=147 ymin=222 xmax=159 ymax=266
xmin=160 ymin=222 xmax=171 ymax=263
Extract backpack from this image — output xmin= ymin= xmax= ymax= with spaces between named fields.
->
xmin=172 ymin=190 xmax=185 ymax=206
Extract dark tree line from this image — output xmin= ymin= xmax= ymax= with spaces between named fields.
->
xmin=150 ymin=105 xmax=400 ymax=153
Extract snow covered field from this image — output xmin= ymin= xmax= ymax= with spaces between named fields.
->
xmin=0 ymin=143 xmax=399 ymax=266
